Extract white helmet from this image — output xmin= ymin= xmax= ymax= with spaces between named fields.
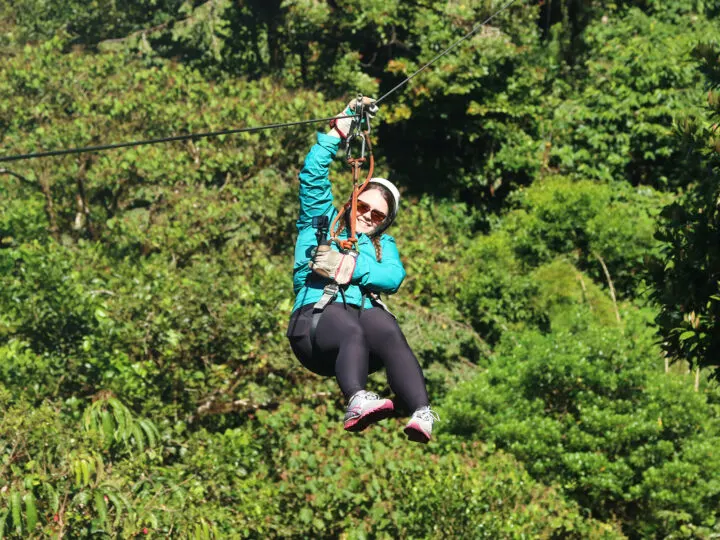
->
xmin=367 ymin=177 xmax=400 ymax=235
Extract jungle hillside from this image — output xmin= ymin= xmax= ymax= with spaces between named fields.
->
xmin=1 ymin=0 xmax=720 ymax=537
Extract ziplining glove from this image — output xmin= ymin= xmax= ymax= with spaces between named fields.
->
xmin=329 ymin=96 xmax=378 ymax=140
xmin=309 ymin=244 xmax=358 ymax=285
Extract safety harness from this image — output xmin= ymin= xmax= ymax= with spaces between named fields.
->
xmin=309 ymin=95 xmax=393 ymax=345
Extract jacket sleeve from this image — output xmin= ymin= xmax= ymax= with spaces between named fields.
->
xmin=351 ymin=236 xmax=406 ymax=294
xmin=297 ymin=132 xmax=341 ymax=228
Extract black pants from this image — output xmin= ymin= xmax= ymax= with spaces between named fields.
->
xmin=287 ymin=303 xmax=429 ymax=412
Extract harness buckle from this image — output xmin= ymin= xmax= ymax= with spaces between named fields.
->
xmin=313 ymin=282 xmax=339 ymax=312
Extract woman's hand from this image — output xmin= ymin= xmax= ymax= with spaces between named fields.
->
xmin=309 ymin=245 xmax=358 ymax=285
xmin=329 ymin=96 xmax=377 ymax=139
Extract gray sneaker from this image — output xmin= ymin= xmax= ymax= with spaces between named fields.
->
xmin=344 ymin=390 xmax=394 ymax=432
xmin=404 ymin=406 xmax=439 ymax=444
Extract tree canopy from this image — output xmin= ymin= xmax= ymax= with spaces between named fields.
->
xmin=1 ymin=1 xmax=720 ymax=537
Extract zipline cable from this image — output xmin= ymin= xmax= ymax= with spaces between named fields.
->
xmin=0 ymin=115 xmax=355 ymax=163
xmin=375 ymin=0 xmax=522 ymax=105
xmin=0 ymin=0 xmax=522 ymax=164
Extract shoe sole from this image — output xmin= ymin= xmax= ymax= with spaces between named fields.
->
xmin=344 ymin=400 xmax=394 ymax=433
xmin=404 ymin=422 xmax=431 ymax=444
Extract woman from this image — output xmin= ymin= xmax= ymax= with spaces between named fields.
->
xmin=286 ymin=97 xmax=438 ymax=443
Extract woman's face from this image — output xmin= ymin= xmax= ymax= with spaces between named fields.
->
xmin=355 ymin=189 xmax=389 ymax=235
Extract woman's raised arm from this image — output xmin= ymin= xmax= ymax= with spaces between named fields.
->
xmin=296 ymin=132 xmax=340 ymax=228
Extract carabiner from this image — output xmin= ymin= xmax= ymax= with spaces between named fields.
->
xmin=349 ymin=93 xmax=378 ymax=137
xmin=345 ymin=93 xmax=376 ymax=161
xmin=346 ymin=131 xmax=367 ymax=161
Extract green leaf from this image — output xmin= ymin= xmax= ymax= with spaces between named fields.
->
xmin=24 ymin=492 xmax=37 ymax=531
xmin=679 ymin=330 xmax=696 ymax=341
xmin=43 ymin=483 xmax=59 ymax=513
xmin=81 ymin=459 xmax=91 ymax=486
xmin=139 ymin=419 xmax=158 ymax=448
xmin=131 ymin=423 xmax=146 ymax=452
xmin=73 ymin=459 xmax=81 ymax=487
xmin=0 ymin=508 xmax=9 ymax=538
xmin=10 ymin=490 xmax=22 ymax=535
xmin=94 ymin=492 xmax=108 ymax=526
xmin=299 ymin=507 xmax=312 ymax=524
xmin=101 ymin=410 xmax=114 ymax=446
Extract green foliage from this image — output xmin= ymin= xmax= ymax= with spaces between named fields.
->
xmin=633 ymin=0 xmax=720 ymax=22
xmin=390 ymin=195 xmax=491 ymax=398
xmin=456 ymin=175 xmax=665 ymax=342
xmin=1 ymin=0 xmax=185 ymax=45
xmin=0 ymin=383 xmax=620 ymax=537
xmin=143 ymin=401 xmax=619 ymax=538
xmin=442 ymin=321 xmax=720 ymax=537
xmin=0 ymin=171 xmax=48 ymax=247
xmin=83 ymin=395 xmax=160 ymax=452
xmin=545 ymin=9 xmax=716 ymax=188
xmin=503 ymin=176 xmax=666 ymax=294
xmin=0 ymin=242 xmax=103 ymax=355
xmin=1 ymin=38 xmax=333 ymax=244
xmin=651 ymin=166 xmax=720 ymax=379
xmin=0 ymin=388 xmax=163 ymax=537
xmin=0 ymin=39 xmax=336 ymax=417
xmin=528 ymin=259 xmax=619 ymax=330
xmin=376 ymin=1 xmax=545 ymax=202
xmin=2 ymin=3 xmax=720 ymax=537
xmin=651 ymin=42 xmax=720 ymax=379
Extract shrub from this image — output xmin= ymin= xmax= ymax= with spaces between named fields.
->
xmin=442 ymin=320 xmax=720 ymax=537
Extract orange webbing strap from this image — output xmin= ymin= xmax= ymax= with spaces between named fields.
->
xmin=330 ymin=132 xmax=375 ymax=250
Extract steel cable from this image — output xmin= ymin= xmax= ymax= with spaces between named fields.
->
xmin=0 ymin=0 xmax=522 ymax=163
xmin=375 ymin=0 xmax=522 ymax=105
xmin=0 ymin=115 xmax=355 ymax=163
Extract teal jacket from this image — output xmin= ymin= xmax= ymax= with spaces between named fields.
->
xmin=291 ymin=132 xmax=406 ymax=313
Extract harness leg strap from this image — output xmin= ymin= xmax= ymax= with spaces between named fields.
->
xmin=310 ymin=283 xmax=339 ymax=346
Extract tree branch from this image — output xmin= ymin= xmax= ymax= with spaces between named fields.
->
xmin=593 ymin=251 xmax=621 ymax=324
